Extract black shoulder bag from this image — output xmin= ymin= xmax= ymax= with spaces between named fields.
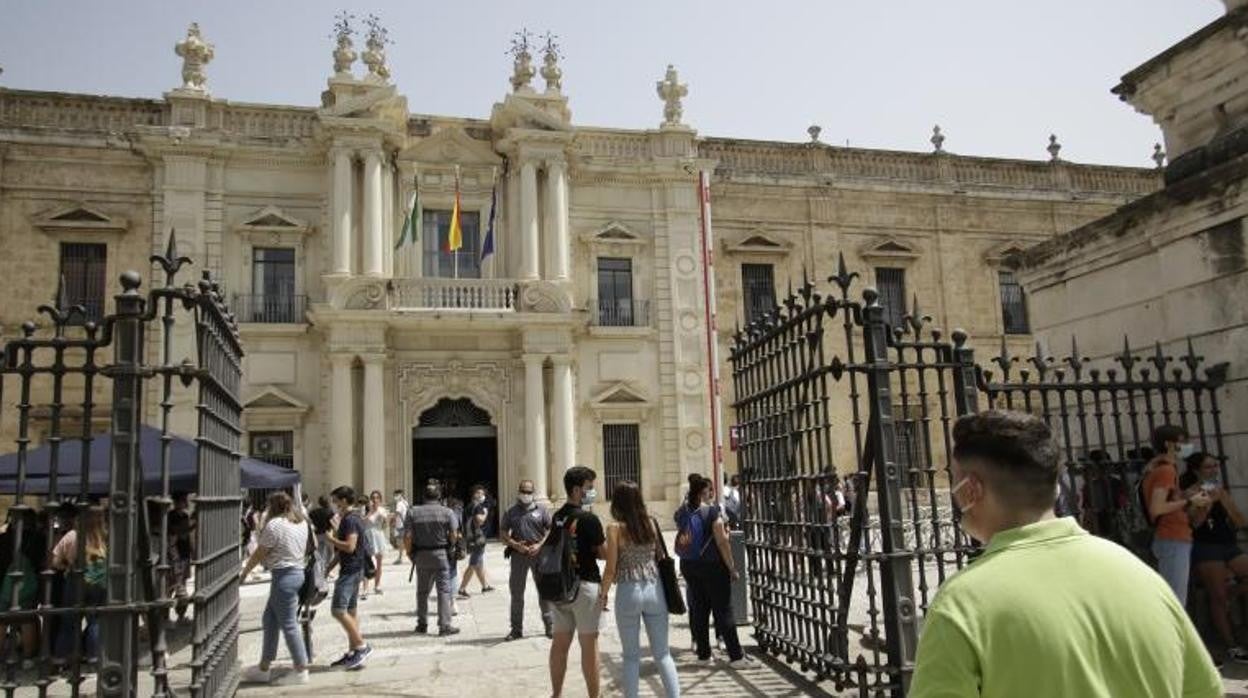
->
xmin=652 ymin=517 xmax=686 ymax=615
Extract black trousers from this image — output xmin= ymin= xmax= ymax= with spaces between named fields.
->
xmin=681 ymin=559 xmax=743 ymax=661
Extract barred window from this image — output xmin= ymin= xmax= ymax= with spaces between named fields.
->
xmin=602 ymin=423 xmax=641 ymax=496
xmin=999 ymin=270 xmax=1030 ymax=334
xmin=250 ymin=431 xmax=294 ymax=469
xmin=59 ymin=243 xmax=107 ymax=323
xmin=875 ymin=267 xmax=906 ymax=329
xmin=742 ymin=263 xmax=776 ymax=325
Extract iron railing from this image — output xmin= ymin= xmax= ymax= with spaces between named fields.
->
xmin=730 ymin=254 xmax=1229 ymax=696
xmin=0 ymin=231 xmax=243 ymax=697
xmin=232 ymin=293 xmax=306 ymax=324
xmin=591 ymin=298 xmax=650 ymax=327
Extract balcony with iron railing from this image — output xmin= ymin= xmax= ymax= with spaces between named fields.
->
xmin=391 ymin=278 xmax=521 ymax=310
xmin=591 ymin=298 xmax=651 ymax=328
xmin=233 ymin=294 xmax=307 ymax=324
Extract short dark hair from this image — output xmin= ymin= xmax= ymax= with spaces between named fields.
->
xmin=564 ymin=465 xmax=598 ymax=496
xmin=393 ymin=489 xmax=404 ymax=496
xmin=424 ymin=483 xmax=442 ymax=501
xmin=1151 ymin=425 xmax=1188 ymax=455
xmin=330 ymin=485 xmax=356 ymax=504
xmin=729 ymin=474 xmax=740 ymax=487
xmin=952 ymin=410 xmax=1060 ymax=512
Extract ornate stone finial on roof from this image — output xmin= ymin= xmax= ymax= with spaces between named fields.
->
xmin=1152 ymin=143 xmax=1166 ymax=169
xmin=656 ymin=64 xmax=688 ymax=128
xmin=174 ymin=23 xmax=214 ymax=92
xmin=540 ymin=32 xmax=563 ymax=93
xmin=931 ymin=125 xmax=946 ymax=153
xmin=808 ymin=124 xmax=822 ymax=144
xmin=1047 ymin=133 xmax=1062 ymax=162
xmin=509 ymin=29 xmax=536 ymax=93
xmin=331 ymin=11 xmax=357 ymax=77
xmin=361 ymin=14 xmax=392 ymax=82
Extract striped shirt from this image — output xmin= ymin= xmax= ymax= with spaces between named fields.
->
xmin=258 ymin=517 xmax=308 ymax=570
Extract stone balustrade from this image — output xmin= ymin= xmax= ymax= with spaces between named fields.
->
xmin=0 ymin=90 xmax=166 ymax=131
xmin=393 ymin=278 xmax=520 ymax=310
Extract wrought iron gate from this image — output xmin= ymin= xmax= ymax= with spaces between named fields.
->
xmin=0 ymin=234 xmax=243 ymax=697
xmin=730 ymin=255 xmax=1230 ymax=697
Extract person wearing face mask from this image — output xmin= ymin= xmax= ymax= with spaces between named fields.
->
xmin=457 ymin=484 xmax=495 ymax=598
xmin=502 ymin=480 xmax=554 ymax=640
xmin=1142 ymin=424 xmax=1211 ymax=605
xmin=910 ymin=411 xmax=1220 ymax=698
xmin=674 ymin=473 xmax=744 ymax=665
xmin=1181 ymin=451 xmax=1248 ymax=664
xmin=548 ymin=466 xmax=607 ymax=698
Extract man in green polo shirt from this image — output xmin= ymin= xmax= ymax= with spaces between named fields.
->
xmin=910 ymin=410 xmax=1221 ymax=698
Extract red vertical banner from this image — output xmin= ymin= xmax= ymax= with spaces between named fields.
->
xmin=697 ymin=170 xmax=725 ymax=495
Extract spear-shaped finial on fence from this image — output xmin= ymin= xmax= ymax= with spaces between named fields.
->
xmin=1114 ymin=335 xmax=1138 ymax=376
xmin=1181 ymin=337 xmax=1205 ymax=377
xmin=152 ymin=228 xmax=193 ymax=287
xmin=1028 ymin=340 xmax=1053 ymax=380
xmin=1149 ymin=341 xmax=1171 ymax=377
xmin=1065 ymin=335 xmax=1085 ymax=378
xmin=829 ymin=251 xmax=858 ymax=297
xmin=992 ymin=334 xmax=1015 ymax=379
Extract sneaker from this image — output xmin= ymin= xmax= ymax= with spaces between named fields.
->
xmin=329 ymin=652 xmax=354 ymax=668
xmin=439 ymin=627 xmax=461 ymax=637
xmin=505 ymin=629 xmax=523 ymax=641
xmin=482 ymin=586 xmax=495 ymax=593
xmin=457 ymin=590 xmax=471 ymax=600
xmin=728 ymin=655 xmax=753 ymax=668
xmin=374 ymin=589 xmax=384 ymax=596
xmin=414 ymin=624 xmax=428 ymax=634
xmin=273 ymin=669 xmax=309 ymax=686
xmin=345 ymin=645 xmax=371 ymax=671
xmin=241 ymin=665 xmax=272 ymax=683
xmin=360 ymin=592 xmax=369 ymax=601
xmin=1228 ymin=646 xmax=1248 ymax=663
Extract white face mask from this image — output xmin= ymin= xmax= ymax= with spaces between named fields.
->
xmin=1177 ymin=443 xmax=1197 ymax=460
xmin=951 ymin=475 xmax=978 ymax=516
xmin=582 ymin=488 xmax=598 ymax=506
xmin=473 ymin=495 xmax=485 ymax=504
xmin=518 ymin=493 xmax=534 ymax=505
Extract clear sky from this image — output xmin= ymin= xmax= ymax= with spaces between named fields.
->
xmin=0 ymin=1 xmax=1223 ymax=166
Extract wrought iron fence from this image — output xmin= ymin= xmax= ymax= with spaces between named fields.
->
xmin=0 ymin=232 xmax=243 ymax=697
xmin=729 ymin=254 xmax=1229 ymax=697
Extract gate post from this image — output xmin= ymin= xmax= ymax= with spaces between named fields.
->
xmin=100 ymin=271 xmax=147 ymax=698
xmin=950 ymin=329 xmax=980 ymax=417
xmin=860 ymin=288 xmax=918 ymax=696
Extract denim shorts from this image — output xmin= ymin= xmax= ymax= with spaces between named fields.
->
xmin=468 ymin=545 xmax=486 ymax=567
xmin=332 ymin=569 xmax=362 ymax=612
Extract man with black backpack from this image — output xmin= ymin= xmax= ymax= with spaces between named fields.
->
xmin=324 ymin=486 xmax=372 ymax=671
xmin=405 ymin=482 xmax=461 ymax=636
xmin=543 ymin=466 xmax=606 ymax=698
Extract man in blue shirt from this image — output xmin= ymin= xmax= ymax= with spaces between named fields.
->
xmin=325 ymin=485 xmax=372 ymax=671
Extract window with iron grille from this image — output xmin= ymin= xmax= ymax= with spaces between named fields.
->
xmin=602 ymin=423 xmax=641 ymax=495
xmin=251 ymin=247 xmax=297 ymax=322
xmin=59 ymin=243 xmax=107 ymax=323
xmin=742 ymin=263 xmax=776 ymax=325
xmin=250 ymin=431 xmax=294 ymax=470
xmin=999 ymin=270 xmax=1030 ymax=334
xmin=422 ymin=210 xmax=482 ymax=279
xmin=597 ymin=257 xmax=635 ymax=326
xmin=875 ymin=267 xmax=906 ymax=329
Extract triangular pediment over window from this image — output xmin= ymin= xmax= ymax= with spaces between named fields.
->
xmin=590 ymin=382 xmax=652 ymax=407
xmin=237 ymin=206 xmax=309 ymax=234
xmin=724 ymin=230 xmax=792 ymax=256
xmin=402 ymin=126 xmax=504 ymax=166
xmin=244 ymin=386 xmax=310 ymax=414
xmin=583 ymin=221 xmax=646 ymax=248
xmin=33 ymin=203 xmax=128 ymax=233
xmin=860 ymin=236 xmax=920 ymax=261
xmin=983 ymin=239 xmax=1035 ymax=266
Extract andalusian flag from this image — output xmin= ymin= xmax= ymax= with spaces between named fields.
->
xmin=396 ymin=175 xmax=420 ymax=249
xmin=446 ymin=168 xmax=463 ymax=253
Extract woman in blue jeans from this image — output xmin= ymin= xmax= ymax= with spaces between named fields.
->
xmin=240 ymin=492 xmax=311 ymax=686
xmin=599 ymin=481 xmax=680 ymax=698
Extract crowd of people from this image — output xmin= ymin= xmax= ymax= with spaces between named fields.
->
xmin=236 ymin=467 xmax=748 ymax=697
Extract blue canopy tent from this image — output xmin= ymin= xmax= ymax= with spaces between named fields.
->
xmin=0 ymin=425 xmax=299 ymax=495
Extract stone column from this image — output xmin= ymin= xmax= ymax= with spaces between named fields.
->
xmin=523 ymin=354 xmax=548 ymax=499
xmin=331 ymin=148 xmax=354 ymax=275
xmin=382 ymin=157 xmax=394 ymax=277
xmin=363 ymin=150 xmax=385 ymax=277
xmin=362 ymin=354 xmax=386 ymax=495
xmin=330 ymin=353 xmax=355 ymax=488
xmin=550 ymin=355 xmax=576 ymax=475
xmin=547 ymin=160 xmax=570 ymax=281
xmin=520 ymin=161 xmax=540 ymax=280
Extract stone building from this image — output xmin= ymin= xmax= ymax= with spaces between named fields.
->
xmin=1019 ymin=2 xmax=1248 ymax=486
xmin=0 ymin=21 xmax=1159 ymax=511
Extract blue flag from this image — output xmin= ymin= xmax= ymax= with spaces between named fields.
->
xmin=481 ymin=174 xmax=498 ymax=263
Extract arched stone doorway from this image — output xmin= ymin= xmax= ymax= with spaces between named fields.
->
xmin=412 ymin=397 xmax=499 ymax=532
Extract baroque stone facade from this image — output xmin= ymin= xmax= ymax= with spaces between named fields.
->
xmin=0 ymin=22 xmax=1161 ymax=511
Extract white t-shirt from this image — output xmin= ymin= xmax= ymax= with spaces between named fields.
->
xmin=258 ymin=517 xmax=309 ymax=570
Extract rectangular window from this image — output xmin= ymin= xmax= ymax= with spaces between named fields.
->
xmin=999 ymin=270 xmax=1030 ymax=334
xmin=875 ymin=267 xmax=907 ymax=329
xmin=250 ymin=247 xmax=297 ymax=322
xmin=422 ymin=209 xmax=482 ymax=279
xmin=249 ymin=431 xmax=294 ymax=470
xmin=59 ymin=243 xmax=107 ymax=323
xmin=602 ymin=423 xmax=641 ymax=495
xmin=741 ymin=263 xmax=776 ymax=325
xmin=596 ymin=257 xmax=635 ymax=326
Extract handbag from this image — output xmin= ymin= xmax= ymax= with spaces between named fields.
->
xmin=652 ymin=517 xmax=686 ymax=615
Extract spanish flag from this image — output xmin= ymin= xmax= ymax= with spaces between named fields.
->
xmin=446 ymin=167 xmax=463 ymax=253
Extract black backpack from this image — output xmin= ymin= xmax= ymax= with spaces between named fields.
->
xmin=536 ymin=512 xmax=580 ymax=604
